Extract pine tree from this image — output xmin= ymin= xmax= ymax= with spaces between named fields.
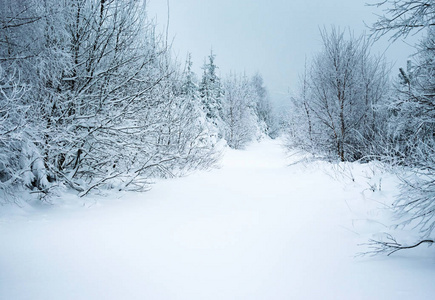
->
xmin=181 ymin=53 xmax=199 ymax=101
xmin=199 ymin=50 xmax=223 ymax=131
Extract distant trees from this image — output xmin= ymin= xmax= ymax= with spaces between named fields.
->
xmin=197 ymin=51 xmax=273 ymax=149
xmin=287 ymin=28 xmax=389 ymax=161
xmin=220 ymin=71 xmax=275 ymax=149
xmin=251 ymin=73 xmax=275 ymax=137
xmin=221 ymin=73 xmax=257 ymax=149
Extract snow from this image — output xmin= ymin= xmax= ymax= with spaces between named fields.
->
xmin=0 ymin=138 xmax=434 ymax=299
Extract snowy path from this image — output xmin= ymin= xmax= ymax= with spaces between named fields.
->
xmin=1 ymin=139 xmax=434 ymax=299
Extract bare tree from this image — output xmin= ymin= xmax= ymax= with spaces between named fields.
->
xmin=287 ymin=28 xmax=388 ymax=161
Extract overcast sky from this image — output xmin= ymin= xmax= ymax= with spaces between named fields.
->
xmin=147 ymin=0 xmax=418 ymax=105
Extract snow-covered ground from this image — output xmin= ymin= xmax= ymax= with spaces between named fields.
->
xmin=0 ymin=139 xmax=434 ymax=299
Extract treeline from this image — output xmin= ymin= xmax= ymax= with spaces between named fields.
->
xmin=0 ymin=0 xmax=273 ymax=200
xmin=285 ymin=0 xmax=435 ymax=249
xmin=188 ymin=51 xmax=275 ymax=149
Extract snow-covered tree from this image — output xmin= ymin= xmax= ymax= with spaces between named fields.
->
xmin=364 ymin=0 xmax=435 ymax=253
xmin=287 ymin=28 xmax=389 ymax=161
xmin=0 ymin=66 xmax=30 ymax=200
xmin=251 ymin=73 xmax=275 ymax=137
xmin=199 ymin=50 xmax=223 ymax=133
xmin=0 ymin=0 xmax=68 ymax=193
xmin=0 ymin=0 xmax=220 ymax=198
xmin=221 ymin=73 xmax=259 ymax=149
xmin=381 ymin=31 xmax=435 ymax=237
xmin=286 ymin=62 xmax=316 ymax=153
xmin=179 ymin=53 xmax=219 ymax=144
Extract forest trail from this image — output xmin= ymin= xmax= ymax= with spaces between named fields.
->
xmin=1 ymin=139 xmax=434 ymax=299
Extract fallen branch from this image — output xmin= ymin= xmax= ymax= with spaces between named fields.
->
xmin=359 ymin=233 xmax=434 ymax=256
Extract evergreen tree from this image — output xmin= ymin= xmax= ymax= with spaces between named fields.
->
xmin=181 ymin=53 xmax=199 ymax=99
xmin=199 ymin=50 xmax=223 ymax=131
xmin=179 ymin=53 xmax=219 ymax=146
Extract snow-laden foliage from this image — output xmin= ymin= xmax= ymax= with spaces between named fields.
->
xmin=362 ymin=0 xmax=435 ymax=241
xmin=251 ymin=73 xmax=275 ymax=138
xmin=286 ymin=28 xmax=389 ymax=162
xmin=370 ymin=0 xmax=435 ymax=41
xmin=286 ymin=17 xmax=435 ymax=246
xmin=221 ymin=73 xmax=258 ymax=149
xmin=221 ymin=72 xmax=274 ymax=149
xmin=0 ymin=0 xmax=276 ymax=200
xmin=382 ymin=29 xmax=435 ymax=237
xmin=199 ymin=51 xmax=224 ymax=137
xmin=198 ymin=51 xmax=274 ymax=149
xmin=0 ymin=67 xmax=33 ymax=192
xmin=0 ymin=0 xmax=220 ymax=199
xmin=279 ymin=1 xmax=435 ymax=248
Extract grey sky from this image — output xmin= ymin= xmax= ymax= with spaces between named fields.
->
xmin=147 ymin=0 xmax=417 ymax=104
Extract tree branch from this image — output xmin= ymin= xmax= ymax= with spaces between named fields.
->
xmin=359 ymin=233 xmax=434 ymax=256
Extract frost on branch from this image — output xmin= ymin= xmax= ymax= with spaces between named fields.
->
xmin=369 ymin=0 xmax=435 ymax=41
xmin=0 ymin=0 xmax=221 ymax=198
